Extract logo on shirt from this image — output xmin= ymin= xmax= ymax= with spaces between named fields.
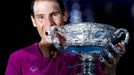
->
xmin=30 ymin=67 xmax=39 ymax=72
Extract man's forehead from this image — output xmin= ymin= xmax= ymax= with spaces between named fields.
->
xmin=33 ymin=0 xmax=61 ymax=14
xmin=34 ymin=0 xmax=58 ymax=7
xmin=34 ymin=0 xmax=56 ymax=1
xmin=34 ymin=1 xmax=58 ymax=8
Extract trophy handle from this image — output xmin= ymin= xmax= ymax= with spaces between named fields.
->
xmin=114 ymin=28 xmax=130 ymax=46
xmin=109 ymin=28 xmax=130 ymax=56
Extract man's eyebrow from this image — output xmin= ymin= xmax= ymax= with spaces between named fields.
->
xmin=35 ymin=14 xmax=44 ymax=17
xmin=35 ymin=10 xmax=61 ymax=17
xmin=52 ymin=11 xmax=60 ymax=14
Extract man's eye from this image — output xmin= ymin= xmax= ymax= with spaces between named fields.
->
xmin=52 ymin=13 xmax=58 ymax=16
xmin=36 ymin=15 xmax=44 ymax=19
xmin=38 ymin=16 xmax=44 ymax=19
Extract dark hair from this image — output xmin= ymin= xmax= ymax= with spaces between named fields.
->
xmin=31 ymin=0 xmax=65 ymax=17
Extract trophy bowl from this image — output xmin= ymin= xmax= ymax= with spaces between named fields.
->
xmin=50 ymin=22 xmax=129 ymax=55
xmin=49 ymin=22 xmax=129 ymax=75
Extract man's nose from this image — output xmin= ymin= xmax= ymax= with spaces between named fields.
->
xmin=46 ymin=17 xmax=55 ymax=26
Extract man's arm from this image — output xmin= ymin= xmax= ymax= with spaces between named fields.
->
xmin=5 ymin=53 xmax=21 ymax=75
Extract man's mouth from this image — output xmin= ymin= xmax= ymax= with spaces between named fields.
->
xmin=45 ymin=31 xmax=49 ymax=36
xmin=45 ymin=30 xmax=51 ymax=37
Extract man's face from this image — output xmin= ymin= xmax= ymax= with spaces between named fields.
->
xmin=31 ymin=0 xmax=67 ymax=44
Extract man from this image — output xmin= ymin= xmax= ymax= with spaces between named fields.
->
xmin=5 ymin=0 xmax=81 ymax=75
xmin=5 ymin=0 xmax=126 ymax=75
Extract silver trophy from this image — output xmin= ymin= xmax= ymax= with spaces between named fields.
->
xmin=49 ymin=22 xmax=129 ymax=75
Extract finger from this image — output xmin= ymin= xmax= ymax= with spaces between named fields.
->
xmin=104 ymin=49 xmax=121 ymax=65
xmin=115 ymin=43 xmax=126 ymax=56
xmin=99 ymin=55 xmax=113 ymax=68
xmin=56 ymin=32 xmax=66 ymax=47
xmin=104 ymin=50 xmax=115 ymax=64
xmin=103 ymin=50 xmax=113 ymax=59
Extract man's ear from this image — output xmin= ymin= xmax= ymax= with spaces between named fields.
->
xmin=63 ymin=10 xmax=68 ymax=22
xmin=31 ymin=16 xmax=37 ymax=27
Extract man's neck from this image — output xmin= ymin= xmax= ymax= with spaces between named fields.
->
xmin=38 ymin=41 xmax=59 ymax=58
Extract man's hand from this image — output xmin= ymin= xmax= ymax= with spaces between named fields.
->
xmin=99 ymin=43 xmax=126 ymax=75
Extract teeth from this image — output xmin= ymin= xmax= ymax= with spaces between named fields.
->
xmin=47 ymin=35 xmax=51 ymax=38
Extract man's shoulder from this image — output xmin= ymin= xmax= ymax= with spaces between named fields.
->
xmin=10 ymin=42 xmax=38 ymax=58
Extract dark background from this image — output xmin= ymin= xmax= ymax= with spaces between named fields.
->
xmin=1 ymin=0 xmax=134 ymax=75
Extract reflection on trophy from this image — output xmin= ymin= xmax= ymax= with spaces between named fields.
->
xmin=49 ymin=22 xmax=129 ymax=75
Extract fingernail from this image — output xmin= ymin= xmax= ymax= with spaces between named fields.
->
xmin=107 ymin=52 xmax=113 ymax=59
xmin=100 ymin=56 xmax=105 ymax=63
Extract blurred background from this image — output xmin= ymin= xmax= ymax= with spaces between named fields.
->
xmin=1 ymin=0 xmax=134 ymax=75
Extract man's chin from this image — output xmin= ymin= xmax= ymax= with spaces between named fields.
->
xmin=45 ymin=41 xmax=54 ymax=45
